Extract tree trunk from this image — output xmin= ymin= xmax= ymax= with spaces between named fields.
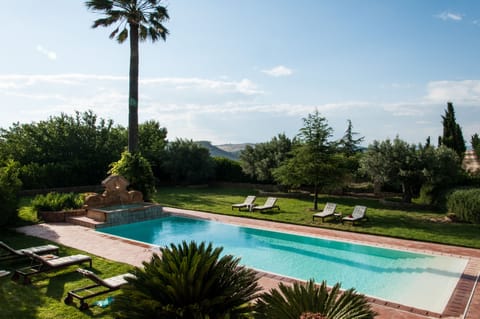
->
xmin=128 ymin=23 xmax=139 ymax=153
xmin=313 ymin=184 xmax=319 ymax=211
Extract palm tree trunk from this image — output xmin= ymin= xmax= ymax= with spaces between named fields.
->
xmin=128 ymin=23 xmax=139 ymax=153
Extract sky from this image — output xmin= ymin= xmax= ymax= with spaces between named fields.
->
xmin=1 ymin=0 xmax=480 ymax=147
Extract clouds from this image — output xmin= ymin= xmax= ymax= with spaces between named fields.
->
xmin=261 ymin=65 xmax=293 ymax=77
xmin=36 ymin=45 xmax=57 ymax=60
xmin=435 ymin=11 xmax=463 ymax=21
xmin=426 ymin=80 xmax=480 ymax=104
xmin=1 ymin=72 xmax=479 ymax=145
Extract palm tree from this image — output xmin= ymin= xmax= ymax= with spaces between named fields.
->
xmin=255 ymin=279 xmax=376 ymax=319
xmin=113 ymin=241 xmax=261 ymax=318
xmin=85 ymin=0 xmax=169 ymax=153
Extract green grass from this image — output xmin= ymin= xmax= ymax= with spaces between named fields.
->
xmin=2 ymin=185 xmax=479 ymax=318
xmin=0 ymin=230 xmax=133 ymax=319
xmin=152 ymin=186 xmax=480 ymax=249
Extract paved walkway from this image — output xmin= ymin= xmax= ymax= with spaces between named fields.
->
xmin=16 ymin=207 xmax=480 ymax=319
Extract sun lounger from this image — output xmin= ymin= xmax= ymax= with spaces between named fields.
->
xmin=64 ymin=268 xmax=134 ymax=310
xmin=0 ymin=241 xmax=59 ymax=261
xmin=252 ymin=197 xmax=280 ymax=212
xmin=342 ymin=205 xmax=368 ymax=225
xmin=11 ymin=252 xmax=92 ymax=284
xmin=232 ymin=195 xmax=256 ymax=211
xmin=312 ymin=202 xmax=337 ymax=222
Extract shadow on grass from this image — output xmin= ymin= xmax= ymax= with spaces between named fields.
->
xmin=1 ymin=277 xmax=45 ymax=319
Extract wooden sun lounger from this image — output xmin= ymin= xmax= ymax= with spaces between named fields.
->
xmin=342 ymin=205 xmax=368 ymax=225
xmin=64 ymin=268 xmax=134 ymax=310
xmin=0 ymin=241 xmax=59 ymax=261
xmin=232 ymin=195 xmax=256 ymax=211
xmin=11 ymin=252 xmax=92 ymax=285
xmin=251 ymin=197 xmax=280 ymax=212
xmin=312 ymin=202 xmax=337 ymax=222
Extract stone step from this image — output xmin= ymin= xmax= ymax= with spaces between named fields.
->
xmin=67 ymin=216 xmax=105 ymax=229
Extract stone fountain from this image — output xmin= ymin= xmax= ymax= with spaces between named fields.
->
xmin=84 ymin=175 xmax=164 ymax=227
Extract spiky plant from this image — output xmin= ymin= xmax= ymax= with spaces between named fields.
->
xmin=254 ymin=279 xmax=376 ymax=319
xmin=113 ymin=241 xmax=261 ymax=318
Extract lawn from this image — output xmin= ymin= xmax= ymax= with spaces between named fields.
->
xmin=0 ymin=230 xmax=133 ymax=319
xmin=153 ymin=186 xmax=480 ymax=249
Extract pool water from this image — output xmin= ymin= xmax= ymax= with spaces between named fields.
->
xmin=98 ymin=215 xmax=467 ymax=313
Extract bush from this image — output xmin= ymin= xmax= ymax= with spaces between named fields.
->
xmin=0 ymin=160 xmax=22 ymax=226
xmin=109 ymin=151 xmax=155 ymax=200
xmin=446 ymin=188 xmax=480 ymax=223
xmin=31 ymin=192 xmax=83 ymax=212
xmin=113 ymin=241 xmax=260 ymax=318
xmin=213 ymin=157 xmax=252 ymax=182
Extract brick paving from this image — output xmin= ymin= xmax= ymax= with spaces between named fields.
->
xmin=16 ymin=207 xmax=480 ymax=319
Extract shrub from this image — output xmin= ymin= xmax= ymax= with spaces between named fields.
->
xmin=31 ymin=192 xmax=83 ymax=212
xmin=113 ymin=241 xmax=260 ymax=319
xmin=0 ymin=160 xmax=22 ymax=226
xmin=109 ymin=151 xmax=155 ymax=200
xmin=213 ymin=157 xmax=252 ymax=182
xmin=255 ymin=279 xmax=376 ymax=319
xmin=446 ymin=188 xmax=480 ymax=223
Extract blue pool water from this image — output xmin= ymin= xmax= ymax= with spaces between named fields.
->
xmin=98 ymin=215 xmax=467 ymax=313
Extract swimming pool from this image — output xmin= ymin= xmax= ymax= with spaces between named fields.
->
xmin=98 ymin=215 xmax=468 ymax=313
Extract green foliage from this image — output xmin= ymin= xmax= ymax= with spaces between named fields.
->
xmin=30 ymin=192 xmax=83 ymax=212
xmin=255 ymin=279 xmax=376 ymax=319
xmin=447 ymin=188 xmax=480 ymax=224
xmin=239 ymin=133 xmax=293 ymax=183
xmin=0 ymin=160 xmax=22 ymax=226
xmin=359 ymin=138 xmax=463 ymax=203
xmin=138 ymin=120 xmax=168 ymax=178
xmin=109 ymin=151 xmax=155 ymax=200
xmin=162 ymin=139 xmax=214 ymax=185
xmin=273 ymin=111 xmax=345 ymax=210
xmin=113 ymin=241 xmax=260 ymax=319
xmin=439 ymin=102 xmax=466 ymax=157
xmin=472 ymin=133 xmax=480 ymax=159
xmin=213 ymin=157 xmax=252 ymax=182
xmin=338 ymin=119 xmax=365 ymax=157
xmin=0 ymin=110 xmax=126 ymax=188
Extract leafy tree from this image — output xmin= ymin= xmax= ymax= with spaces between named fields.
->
xmin=255 ymin=279 xmax=376 ymax=319
xmin=113 ymin=241 xmax=260 ymax=319
xmin=0 ymin=111 xmax=126 ymax=188
xmin=273 ymin=111 xmax=345 ymax=210
xmin=109 ymin=150 xmax=155 ymax=200
xmin=138 ymin=120 xmax=168 ymax=179
xmin=0 ymin=160 xmax=22 ymax=226
xmin=338 ymin=119 xmax=364 ymax=156
xmin=438 ymin=102 xmax=466 ymax=157
xmin=213 ymin=157 xmax=252 ymax=183
xmin=240 ymin=133 xmax=293 ymax=183
xmin=86 ymin=0 xmax=170 ymax=153
xmin=420 ymin=145 xmax=463 ymax=206
xmin=162 ymin=139 xmax=214 ymax=185
xmin=359 ymin=137 xmax=425 ymax=202
xmin=472 ymin=133 xmax=480 ymax=159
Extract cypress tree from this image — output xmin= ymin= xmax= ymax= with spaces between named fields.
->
xmin=439 ymin=102 xmax=466 ymax=157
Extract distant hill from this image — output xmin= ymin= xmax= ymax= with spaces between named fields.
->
xmin=194 ymin=141 xmax=254 ymax=160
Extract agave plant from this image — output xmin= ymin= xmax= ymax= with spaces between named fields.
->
xmin=254 ymin=279 xmax=376 ymax=319
xmin=113 ymin=241 xmax=261 ymax=319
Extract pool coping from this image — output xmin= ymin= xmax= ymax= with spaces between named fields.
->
xmin=16 ymin=207 xmax=480 ymax=319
